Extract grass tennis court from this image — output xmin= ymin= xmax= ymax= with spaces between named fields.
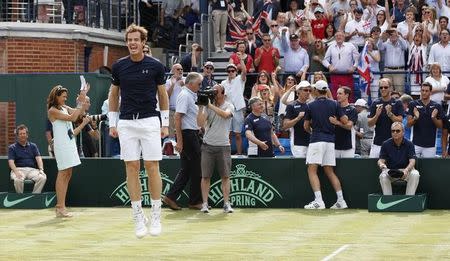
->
xmin=2 ymin=208 xmax=450 ymax=260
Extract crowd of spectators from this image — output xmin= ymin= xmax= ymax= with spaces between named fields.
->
xmin=171 ymin=0 xmax=450 ymax=158
xmin=6 ymin=0 xmax=450 ymax=158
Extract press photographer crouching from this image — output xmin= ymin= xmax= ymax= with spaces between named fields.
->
xmin=74 ymin=96 xmax=104 ymax=157
xmin=197 ymin=84 xmax=235 ymax=213
xmin=378 ymin=122 xmax=420 ymax=195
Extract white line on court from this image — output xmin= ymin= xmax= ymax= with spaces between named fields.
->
xmin=321 ymin=244 xmax=350 ymax=261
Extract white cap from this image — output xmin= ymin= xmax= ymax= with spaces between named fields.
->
xmin=314 ymin=7 xmax=324 ymax=13
xmin=354 ymin=98 xmax=368 ymax=108
xmin=296 ymin=80 xmax=311 ymax=90
xmin=313 ymin=80 xmax=328 ymax=91
xmin=204 ymin=61 xmax=215 ymax=68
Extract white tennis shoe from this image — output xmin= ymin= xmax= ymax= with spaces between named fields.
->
xmin=133 ymin=210 xmax=148 ymax=239
xmin=304 ymin=200 xmax=326 ymax=209
xmin=330 ymin=200 xmax=348 ymax=209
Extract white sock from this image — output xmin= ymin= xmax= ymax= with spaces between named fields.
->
xmin=151 ymin=199 xmax=162 ymax=210
xmin=314 ymin=191 xmax=323 ymax=202
xmin=131 ymin=200 xmax=142 ymax=213
xmin=336 ymin=190 xmax=344 ymax=201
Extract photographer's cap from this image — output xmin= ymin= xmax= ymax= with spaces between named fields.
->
xmin=312 ymin=80 xmax=328 ymax=91
xmin=296 ymin=80 xmax=311 ymax=91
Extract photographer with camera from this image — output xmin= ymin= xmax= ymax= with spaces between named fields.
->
xmin=74 ymin=96 xmax=101 ymax=157
xmin=163 ymin=72 xmax=203 ymax=211
xmin=197 ymin=84 xmax=235 ymax=213
xmin=378 ymin=122 xmax=420 ymax=195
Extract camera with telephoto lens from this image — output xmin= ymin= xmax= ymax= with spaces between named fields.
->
xmin=88 ymin=114 xmax=108 ymax=122
xmin=196 ymin=86 xmax=217 ymax=106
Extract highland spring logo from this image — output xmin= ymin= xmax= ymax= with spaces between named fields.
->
xmin=110 ymin=170 xmax=188 ymax=206
xmin=209 ymin=164 xmax=283 ymax=207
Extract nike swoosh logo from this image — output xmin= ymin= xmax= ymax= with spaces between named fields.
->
xmin=376 ymin=197 xmax=413 ymax=210
xmin=45 ymin=195 xmax=56 ymax=207
xmin=3 ymin=195 xmax=34 ymax=207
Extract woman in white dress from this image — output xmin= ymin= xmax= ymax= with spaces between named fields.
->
xmin=47 ymin=85 xmax=90 ymax=217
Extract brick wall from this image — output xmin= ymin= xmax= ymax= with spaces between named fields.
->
xmin=0 ymin=41 xmax=6 ymax=73
xmin=1 ymin=38 xmax=128 ymax=73
xmin=0 ymin=102 xmax=16 ymax=155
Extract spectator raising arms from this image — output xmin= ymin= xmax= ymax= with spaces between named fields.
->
xmin=254 ymin=33 xmax=280 ymax=74
xmin=47 ymin=85 xmax=91 ymax=218
xmin=222 ymin=63 xmax=247 ymax=155
xmin=229 ymin=40 xmax=255 ymax=73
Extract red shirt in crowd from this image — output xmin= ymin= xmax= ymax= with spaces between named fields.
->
xmin=311 ymin=18 xmax=329 ymax=40
xmin=255 ymin=46 xmax=280 ymax=73
xmin=230 ymin=52 xmax=254 ymax=72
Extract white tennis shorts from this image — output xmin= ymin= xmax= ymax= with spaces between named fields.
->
xmin=291 ymin=145 xmax=308 ymax=158
xmin=306 ymin=142 xmax=336 ymax=166
xmin=117 ymin=117 xmax=162 ymax=161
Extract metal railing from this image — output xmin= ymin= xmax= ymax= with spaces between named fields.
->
xmin=0 ymin=0 xmax=141 ymax=31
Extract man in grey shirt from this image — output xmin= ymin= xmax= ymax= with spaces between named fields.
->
xmin=163 ymin=72 xmax=203 ymax=211
xmin=197 ymin=84 xmax=235 ymax=214
xmin=354 ymin=99 xmax=374 ymax=157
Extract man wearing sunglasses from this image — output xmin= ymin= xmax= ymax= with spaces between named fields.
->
xmin=368 ymin=78 xmax=404 ymax=158
xmin=378 ymin=122 xmax=420 ymax=195
xmin=406 ymin=82 xmax=444 ymax=157
xmin=283 ymin=81 xmax=312 ymax=158
xmin=222 ymin=63 xmax=247 ymax=155
xmin=245 ymin=29 xmax=258 ymax=58
xmin=165 ymin=64 xmax=186 ymax=138
xmin=201 ymin=61 xmax=217 ymax=91
xmin=254 ymin=33 xmax=280 ymax=74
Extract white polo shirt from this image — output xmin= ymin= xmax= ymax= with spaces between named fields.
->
xmin=221 ymin=75 xmax=246 ymax=111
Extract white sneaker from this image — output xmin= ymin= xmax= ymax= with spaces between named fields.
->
xmin=304 ymin=200 xmax=325 ymax=209
xmin=133 ymin=210 xmax=148 ymax=239
xmin=148 ymin=209 xmax=162 ymax=236
xmin=201 ymin=203 xmax=209 ymax=213
xmin=330 ymin=200 xmax=348 ymax=209
xmin=223 ymin=202 xmax=234 ymax=213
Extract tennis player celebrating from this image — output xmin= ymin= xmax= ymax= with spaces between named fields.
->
xmin=108 ymin=24 xmax=169 ymax=238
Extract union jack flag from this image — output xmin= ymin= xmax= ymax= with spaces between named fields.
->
xmin=357 ymin=41 xmax=371 ymax=97
xmin=224 ymin=2 xmax=270 ymax=50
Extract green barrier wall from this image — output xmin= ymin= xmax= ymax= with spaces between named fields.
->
xmin=1 ymin=157 xmax=449 ymax=209
xmin=0 ymin=73 xmax=111 ymax=153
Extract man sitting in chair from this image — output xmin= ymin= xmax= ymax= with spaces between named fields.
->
xmin=8 ymin=124 xmax=47 ymax=194
xmin=377 ymin=122 xmax=420 ymax=195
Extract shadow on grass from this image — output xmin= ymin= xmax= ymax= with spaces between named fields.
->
xmin=25 ymin=217 xmax=69 ymax=229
